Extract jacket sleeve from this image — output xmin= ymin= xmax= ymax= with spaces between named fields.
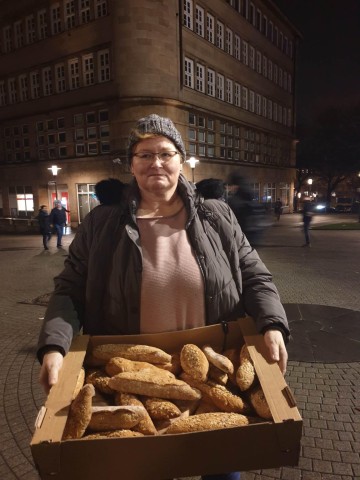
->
xmin=37 ymin=213 xmax=92 ymax=358
xmin=230 ymin=207 xmax=290 ymax=339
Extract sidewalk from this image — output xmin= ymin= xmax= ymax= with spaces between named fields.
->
xmin=0 ymin=214 xmax=359 ymax=480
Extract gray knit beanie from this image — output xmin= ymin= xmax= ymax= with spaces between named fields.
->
xmin=126 ymin=114 xmax=186 ymax=164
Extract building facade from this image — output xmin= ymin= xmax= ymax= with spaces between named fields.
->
xmin=0 ymin=0 xmax=301 ymax=226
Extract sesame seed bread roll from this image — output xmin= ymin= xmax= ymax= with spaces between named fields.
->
xmin=165 ymin=412 xmax=251 ymax=434
xmin=180 ymin=344 xmax=209 ymax=382
xmin=63 ymin=384 xmax=95 ymax=440
xmin=88 ymin=405 xmax=147 ymax=432
xmin=249 ymin=386 xmax=272 ymax=420
xmin=115 ymin=392 xmax=158 ymax=435
xmin=142 ymin=397 xmax=182 ymax=420
xmin=105 ymin=357 xmax=175 ymax=378
xmin=84 ymin=429 xmax=144 ymax=440
xmin=85 ymin=369 xmax=114 ymax=395
xmin=236 ymin=344 xmax=256 ymax=392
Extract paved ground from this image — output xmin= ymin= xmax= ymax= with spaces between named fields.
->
xmin=0 ymin=213 xmax=359 ymax=480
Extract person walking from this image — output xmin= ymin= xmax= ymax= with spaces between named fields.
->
xmin=302 ymin=199 xmax=313 ymax=247
xmin=35 ymin=205 xmax=51 ymax=250
xmin=274 ymin=198 xmax=283 ymax=221
xmin=49 ymin=200 xmax=68 ymax=248
xmin=38 ymin=114 xmax=289 ymax=480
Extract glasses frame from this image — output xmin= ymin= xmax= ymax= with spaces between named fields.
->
xmin=132 ymin=150 xmax=179 ymax=163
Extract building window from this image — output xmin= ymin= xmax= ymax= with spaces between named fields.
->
xmin=42 ymin=67 xmax=52 ymax=96
xmin=19 ymin=75 xmax=28 ymax=101
xmin=14 ymin=21 xmax=24 ymax=48
xmin=3 ymin=26 xmax=12 ymax=52
xmin=48 ymin=133 xmax=56 ymax=144
xmin=273 ymin=64 xmax=278 ymax=84
xmin=183 ymin=0 xmax=193 ymax=29
xmin=195 ymin=5 xmax=204 ymax=37
xmin=216 ymin=21 xmax=224 ymax=49
xmin=226 ymin=79 xmax=233 ymax=103
xmin=256 ymin=94 xmax=261 ymax=115
xmin=98 ymin=49 xmax=110 ymax=82
xmin=207 ymin=68 xmax=215 ymax=97
xmin=196 ymin=64 xmax=205 ymax=93
xmin=83 ymin=54 xmax=95 ymax=85
xmin=226 ymin=28 xmax=233 ymax=55
xmin=95 ymin=0 xmax=107 ymax=18
xmin=256 ymin=51 xmax=262 ymax=74
xmin=99 ymin=109 xmax=109 ymax=122
xmin=242 ymin=40 xmax=248 ymax=65
xmin=86 ymin=112 xmax=96 ymax=123
xmin=37 ymin=9 xmax=48 ymax=40
xmin=79 ymin=0 xmax=91 ymax=24
xmin=268 ymin=99 xmax=273 ymax=120
xmin=249 ymin=90 xmax=255 ymax=112
xmin=262 ymin=55 xmax=268 ymax=78
xmin=0 ymin=81 xmax=6 ymax=106
xmin=55 ymin=64 xmax=66 ymax=92
xmin=278 ymin=67 xmax=283 ymax=88
xmin=249 ymin=45 xmax=255 ymax=69
xmin=234 ymin=34 xmax=241 ymax=60
xmin=184 ymin=57 xmax=194 ymax=88
xmin=58 ymin=132 xmax=66 ymax=143
xmin=101 ymin=141 xmax=110 ymax=153
xmin=234 ymin=82 xmax=241 ymax=107
xmin=268 ymin=59 xmax=273 ymax=81
xmin=59 ymin=146 xmax=68 ymax=157
xmin=262 ymin=97 xmax=267 ymax=118
xmin=87 ymin=126 xmax=97 ymax=139
xmin=74 ymin=113 xmax=83 ymax=125
xmin=100 ymin=125 xmax=109 ymax=137
xmin=216 ymin=73 xmax=224 ymax=100
xmin=75 ymin=128 xmax=85 ymax=140
xmin=242 ymin=86 xmax=248 ymax=110
xmin=64 ymin=0 xmax=76 ymax=29
xmin=76 ymin=143 xmax=86 ymax=155
xmin=51 ymin=4 xmax=62 ymax=35
xmin=263 ymin=183 xmax=276 ymax=204
xmin=88 ymin=142 xmax=98 ymax=155
xmin=69 ymin=59 xmax=80 ymax=89
xmin=206 ymin=13 xmax=214 ymax=43
xmin=25 ymin=16 xmax=36 ymax=44
xmin=9 ymin=186 xmax=34 ymax=217
xmin=8 ymin=78 xmax=17 ymax=104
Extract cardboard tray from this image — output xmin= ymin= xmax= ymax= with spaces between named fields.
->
xmin=31 ymin=317 xmax=302 ymax=479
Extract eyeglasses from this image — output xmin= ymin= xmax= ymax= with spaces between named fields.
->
xmin=133 ymin=150 xmax=179 ymax=163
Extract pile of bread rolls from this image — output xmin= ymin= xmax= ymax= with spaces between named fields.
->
xmin=62 ymin=342 xmax=272 ymax=440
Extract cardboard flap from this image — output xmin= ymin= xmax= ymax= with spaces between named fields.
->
xmin=240 ymin=317 xmax=301 ymax=423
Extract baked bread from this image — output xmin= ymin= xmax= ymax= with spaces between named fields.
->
xmin=208 ymin=364 xmax=228 ymax=385
xmin=63 ymin=384 xmax=95 ymax=440
xmin=115 ymin=392 xmax=157 ymax=435
xmin=108 ymin=370 xmax=201 ymax=401
xmin=165 ymin=412 xmax=251 ymax=434
xmin=105 ymin=357 xmax=175 ymax=378
xmin=85 ymin=369 xmax=114 ymax=395
xmin=236 ymin=344 xmax=256 ymax=392
xmin=84 ymin=429 xmax=144 ymax=439
xmin=88 ymin=405 xmax=147 ymax=432
xmin=180 ymin=344 xmax=209 ymax=382
xmin=202 ymin=344 xmax=234 ymax=375
xmin=249 ymin=386 xmax=272 ymax=420
xmin=142 ymin=397 xmax=182 ymax=420
xmin=92 ymin=344 xmax=171 ymax=364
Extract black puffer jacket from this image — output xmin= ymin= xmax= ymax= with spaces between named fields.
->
xmin=38 ymin=175 xmax=289 ymax=356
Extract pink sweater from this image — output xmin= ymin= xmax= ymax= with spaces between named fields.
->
xmin=137 ymin=206 xmax=205 ymax=333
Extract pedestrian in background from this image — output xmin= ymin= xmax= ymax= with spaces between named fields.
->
xmin=196 ymin=178 xmax=226 ymax=201
xmin=38 ymin=114 xmax=289 ymax=480
xmin=302 ymin=199 xmax=313 ymax=247
xmin=274 ymin=198 xmax=283 ymax=221
xmin=95 ymin=177 xmax=129 ymax=205
xmin=49 ymin=200 xmax=68 ymax=248
xmin=35 ymin=205 xmax=51 ymax=250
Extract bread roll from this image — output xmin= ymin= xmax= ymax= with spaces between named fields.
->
xmin=84 ymin=429 xmax=144 ymax=439
xmin=88 ymin=405 xmax=147 ymax=432
xmin=92 ymin=344 xmax=171 ymax=364
xmin=249 ymin=386 xmax=272 ymax=420
xmin=142 ymin=397 xmax=182 ymax=420
xmin=108 ymin=370 xmax=201 ymax=401
xmin=165 ymin=412 xmax=251 ymax=434
xmin=202 ymin=344 xmax=234 ymax=375
xmin=115 ymin=392 xmax=157 ymax=435
xmin=180 ymin=344 xmax=209 ymax=382
xmin=105 ymin=357 xmax=174 ymax=378
xmin=236 ymin=344 xmax=256 ymax=392
xmin=63 ymin=384 xmax=95 ymax=440
xmin=85 ymin=369 xmax=114 ymax=395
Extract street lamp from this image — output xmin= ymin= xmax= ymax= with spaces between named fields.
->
xmin=307 ymin=178 xmax=313 ymax=196
xmin=186 ymin=156 xmax=199 ymax=183
xmin=48 ymin=165 xmax=61 ymax=201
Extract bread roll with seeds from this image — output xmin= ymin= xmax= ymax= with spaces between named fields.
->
xmin=208 ymin=364 xmax=228 ymax=385
xmin=142 ymin=397 xmax=182 ymax=420
xmin=236 ymin=344 xmax=256 ymax=392
xmin=63 ymin=384 xmax=95 ymax=440
xmin=180 ymin=344 xmax=209 ymax=382
xmin=84 ymin=429 xmax=144 ymax=439
xmin=92 ymin=344 xmax=171 ymax=364
xmin=223 ymin=348 xmax=240 ymax=385
xmin=85 ymin=369 xmax=114 ymax=395
xmin=165 ymin=412 xmax=251 ymax=434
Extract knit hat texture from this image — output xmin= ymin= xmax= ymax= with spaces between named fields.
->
xmin=126 ymin=114 xmax=186 ymax=164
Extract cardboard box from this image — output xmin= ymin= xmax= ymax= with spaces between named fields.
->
xmin=31 ymin=317 xmax=302 ymax=479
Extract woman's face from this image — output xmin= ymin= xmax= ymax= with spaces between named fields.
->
xmin=131 ymin=136 xmax=182 ymax=197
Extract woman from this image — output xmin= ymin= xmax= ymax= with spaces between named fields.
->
xmin=38 ymin=114 xmax=289 ymax=480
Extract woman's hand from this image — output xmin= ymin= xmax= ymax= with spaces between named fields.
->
xmin=263 ymin=329 xmax=288 ymax=375
xmin=39 ymin=351 xmax=64 ymax=394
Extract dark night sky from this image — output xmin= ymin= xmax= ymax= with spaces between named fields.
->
xmin=272 ymin=0 xmax=360 ymax=127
